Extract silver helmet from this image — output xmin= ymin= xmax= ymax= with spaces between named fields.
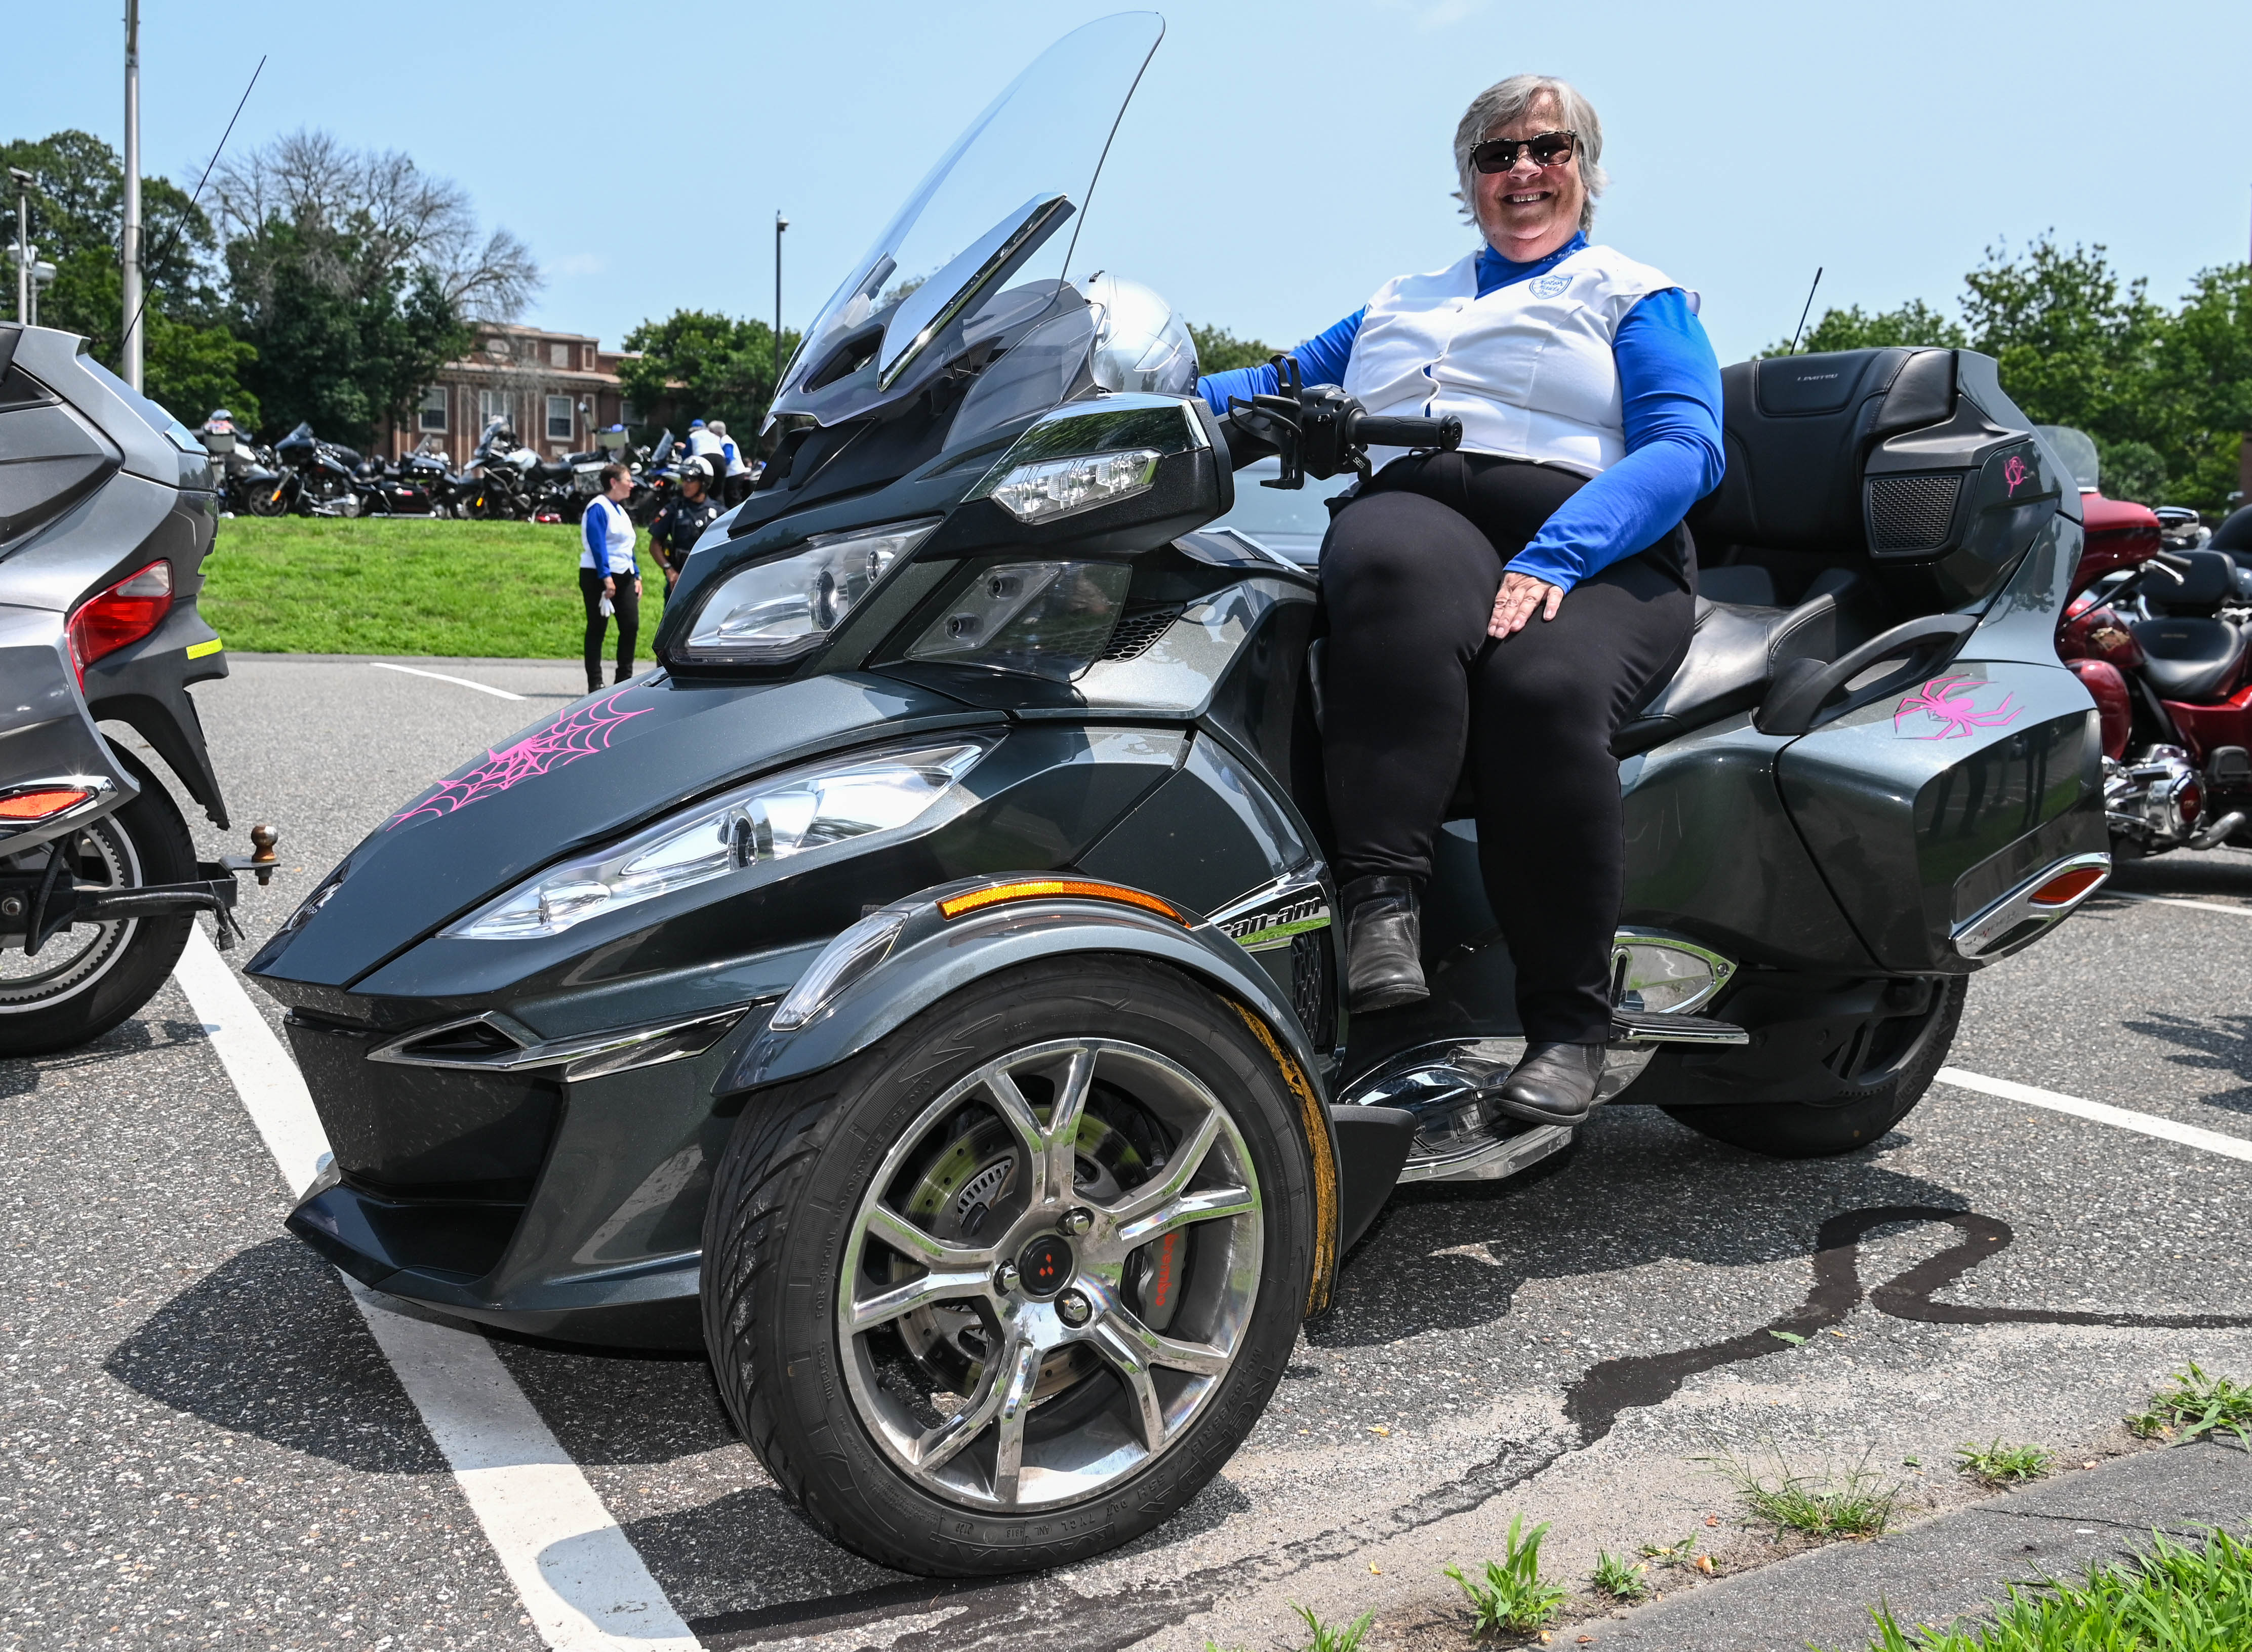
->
xmin=1083 ymin=273 xmax=1198 ymax=396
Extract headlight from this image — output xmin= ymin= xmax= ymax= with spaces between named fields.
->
xmin=976 ymin=450 xmax=1159 ymax=523
xmin=444 ymin=739 xmax=991 ymax=939
xmin=680 ymin=518 xmax=939 ymax=664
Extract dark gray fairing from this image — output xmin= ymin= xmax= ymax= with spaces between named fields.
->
xmin=0 ymin=326 xmax=229 ymax=835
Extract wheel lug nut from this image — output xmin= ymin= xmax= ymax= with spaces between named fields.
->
xmin=1055 ymin=1288 xmax=1092 ymax=1327
xmin=994 ymin=1261 xmax=1020 ymax=1294
xmin=1059 ymin=1207 xmax=1093 ymax=1235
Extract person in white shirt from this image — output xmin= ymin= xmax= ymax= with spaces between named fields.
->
xmin=578 ymin=464 xmax=644 ymax=693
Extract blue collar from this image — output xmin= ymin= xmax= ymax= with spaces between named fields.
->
xmin=1474 ymin=231 xmax=1588 ymax=297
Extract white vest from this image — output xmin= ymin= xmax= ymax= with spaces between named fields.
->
xmin=1342 ymin=244 xmax=1686 ymax=477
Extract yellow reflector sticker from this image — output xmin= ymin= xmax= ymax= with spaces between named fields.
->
xmin=186 ymin=638 xmax=223 ymax=659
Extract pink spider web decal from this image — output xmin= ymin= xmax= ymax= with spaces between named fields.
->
xmin=1892 ymin=675 xmax=2021 ymax=741
xmin=387 ymin=691 xmax=653 ymax=828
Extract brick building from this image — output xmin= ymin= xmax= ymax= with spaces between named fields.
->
xmin=388 ymin=324 xmax=637 ymax=465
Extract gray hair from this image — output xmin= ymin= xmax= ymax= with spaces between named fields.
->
xmin=1453 ymin=74 xmax=1607 ymax=235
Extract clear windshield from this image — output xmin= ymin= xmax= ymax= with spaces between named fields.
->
xmin=771 ymin=12 xmax=1162 ymax=430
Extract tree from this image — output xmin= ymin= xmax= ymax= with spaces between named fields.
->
xmin=211 ymin=130 xmax=532 ymax=445
xmin=1188 ymin=322 xmax=1276 ymax=375
xmin=616 ymin=310 xmax=799 ymax=439
xmin=3 ymin=129 xmax=256 ymax=420
xmin=211 ymin=130 xmax=538 ymax=324
xmin=225 ymin=216 xmax=466 ymax=444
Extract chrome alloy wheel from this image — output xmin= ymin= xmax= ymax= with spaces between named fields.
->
xmin=837 ymin=1037 xmax=1263 ymax=1510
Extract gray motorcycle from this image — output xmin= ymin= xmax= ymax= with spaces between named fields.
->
xmin=0 ymin=324 xmax=271 ymax=1055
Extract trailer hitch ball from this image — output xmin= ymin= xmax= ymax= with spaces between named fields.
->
xmin=247 ymin=824 xmax=278 ymax=887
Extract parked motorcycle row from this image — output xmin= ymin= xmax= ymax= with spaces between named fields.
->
xmin=194 ymin=412 xmax=704 ymax=526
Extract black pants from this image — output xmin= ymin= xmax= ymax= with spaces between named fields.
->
xmin=1319 ymin=452 xmax=1696 ymax=1044
xmin=579 ymin=566 xmax=639 ymax=691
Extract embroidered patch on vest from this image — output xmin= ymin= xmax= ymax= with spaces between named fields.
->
xmin=1528 ymin=270 xmax=1574 ymax=299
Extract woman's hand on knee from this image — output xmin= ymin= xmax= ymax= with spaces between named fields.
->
xmin=1490 ymin=571 xmax=1563 ymax=638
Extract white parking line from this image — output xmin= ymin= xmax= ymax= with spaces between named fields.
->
xmin=1937 ymin=1066 xmax=2252 ymax=1164
xmin=2103 ymin=891 xmax=2252 ymax=920
xmin=171 ymin=926 xmax=700 ymax=1650
xmin=369 ymin=661 xmax=526 ymax=701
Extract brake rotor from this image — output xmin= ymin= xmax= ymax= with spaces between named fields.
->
xmin=889 ymin=1093 xmax=1160 ymax=1404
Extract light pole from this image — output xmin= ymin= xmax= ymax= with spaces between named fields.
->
xmin=774 ymin=212 xmax=789 ymax=401
xmin=10 ymin=167 xmax=30 ymax=325
xmin=121 ymin=0 xmax=144 ymax=388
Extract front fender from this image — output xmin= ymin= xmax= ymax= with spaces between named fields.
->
xmin=719 ymin=874 xmax=1344 ymax=1315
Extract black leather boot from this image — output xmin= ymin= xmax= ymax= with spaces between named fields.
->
xmin=1340 ymin=875 xmax=1427 ymax=1014
xmin=1493 ymin=1040 xmax=1608 ymax=1126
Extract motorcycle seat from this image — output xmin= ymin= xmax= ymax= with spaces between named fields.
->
xmin=2129 ymin=616 xmax=2247 ymax=701
xmin=1610 ymin=583 xmax=1860 ymax=757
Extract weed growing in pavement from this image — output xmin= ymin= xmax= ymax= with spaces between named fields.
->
xmin=1638 ymin=1529 xmax=1702 ymax=1567
xmin=1953 ymin=1440 xmax=2055 ymax=1487
xmin=1286 ymin=1603 xmax=1375 ymax=1652
xmin=1445 ymin=1513 xmax=1569 ymax=1634
xmin=2127 ymin=1363 xmax=2252 ymax=1450
xmin=1843 ymin=1525 xmax=2252 ymax=1650
xmin=1699 ymin=1444 xmax=1902 ymax=1540
xmin=1589 ymin=1549 xmax=1653 ymax=1602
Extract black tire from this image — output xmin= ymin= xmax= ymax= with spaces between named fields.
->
xmin=245 ymin=479 xmax=289 ymax=517
xmin=0 ymin=746 xmax=197 ymax=1057
xmin=1662 ymin=974 xmax=1966 ymax=1157
xmin=701 ymin=955 xmax=1319 ymax=1577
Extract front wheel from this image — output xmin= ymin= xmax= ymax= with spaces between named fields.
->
xmin=0 ymin=746 xmax=197 ymax=1057
xmin=702 ymin=956 xmax=1318 ymax=1576
xmin=1662 ymin=975 xmax=1966 ymax=1158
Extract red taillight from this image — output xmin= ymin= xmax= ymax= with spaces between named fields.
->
xmin=0 ymin=788 xmax=93 ymax=821
xmin=2178 ymin=781 xmax=2203 ymax=824
xmin=67 ymin=561 xmax=173 ymax=681
xmin=2030 ymin=866 xmax=2107 ymax=906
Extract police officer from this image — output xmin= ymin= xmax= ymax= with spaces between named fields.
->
xmin=650 ymin=457 xmax=723 ymax=593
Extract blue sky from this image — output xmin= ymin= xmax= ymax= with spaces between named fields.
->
xmin=17 ymin=1 xmax=2252 ymax=366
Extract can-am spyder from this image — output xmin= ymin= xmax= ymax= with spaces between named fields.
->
xmin=249 ymin=14 xmax=2110 ymax=1577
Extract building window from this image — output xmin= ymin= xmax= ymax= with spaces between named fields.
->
xmin=478 ymin=389 xmax=513 ymax=433
xmin=417 ymin=386 xmax=448 ymax=432
xmin=620 ymin=400 xmax=639 ymax=425
xmin=550 ymin=342 xmax=570 ymax=369
xmin=546 ymin=395 xmax=574 ymax=442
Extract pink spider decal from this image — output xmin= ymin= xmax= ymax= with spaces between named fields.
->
xmin=1893 ymin=675 xmax=2021 ymax=741
xmin=387 ymin=691 xmax=653 ymax=829
xmin=2001 ymin=454 xmax=2030 ymax=497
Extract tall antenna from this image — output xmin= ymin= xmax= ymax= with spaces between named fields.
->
xmin=1787 ymin=266 xmax=1825 ymax=354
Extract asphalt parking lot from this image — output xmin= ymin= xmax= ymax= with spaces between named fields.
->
xmin=6 ymin=654 xmax=2250 ymax=1651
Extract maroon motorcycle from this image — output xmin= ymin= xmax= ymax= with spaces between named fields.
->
xmin=2047 ymin=427 xmax=2252 ymax=856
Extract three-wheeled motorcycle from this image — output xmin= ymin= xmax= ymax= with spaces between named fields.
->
xmin=0 ymin=323 xmax=273 ymax=1055
xmin=248 ymin=14 xmax=2109 ymax=1577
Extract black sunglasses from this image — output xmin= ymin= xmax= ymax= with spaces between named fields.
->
xmin=1471 ymin=130 xmax=1578 ymax=174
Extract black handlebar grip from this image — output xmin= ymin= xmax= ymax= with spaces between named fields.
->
xmin=1354 ymin=414 xmax=1463 ymax=451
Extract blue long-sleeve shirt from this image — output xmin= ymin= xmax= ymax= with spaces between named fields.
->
xmin=1198 ymin=235 xmax=1723 ymax=591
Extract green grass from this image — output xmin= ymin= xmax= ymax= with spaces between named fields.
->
xmin=1446 ymin=1513 xmax=1569 ymax=1635
xmin=1701 ymin=1445 xmax=1902 ymax=1540
xmin=1954 ymin=1441 xmax=2056 ymax=1488
xmin=2128 ymin=1364 xmax=2252 ymax=1450
xmin=1204 ymin=1603 xmax=1372 ymax=1652
xmin=1590 ymin=1548 xmax=1654 ymax=1601
xmin=1844 ymin=1526 xmax=2252 ymax=1650
xmin=200 ymin=517 xmax=670 ymax=658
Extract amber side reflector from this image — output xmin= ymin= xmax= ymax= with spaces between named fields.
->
xmin=0 ymin=788 xmax=93 ymax=821
xmin=938 ymin=878 xmax=1188 ymax=924
xmin=2029 ymin=866 xmax=2107 ymax=906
